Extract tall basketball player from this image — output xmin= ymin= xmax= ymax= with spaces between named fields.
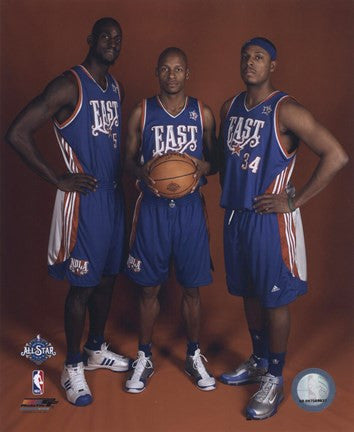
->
xmin=6 ymin=18 xmax=130 ymax=406
xmin=218 ymin=37 xmax=348 ymax=419
xmin=124 ymin=47 xmax=218 ymax=393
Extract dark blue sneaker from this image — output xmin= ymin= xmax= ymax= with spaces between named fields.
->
xmin=220 ymin=355 xmax=267 ymax=385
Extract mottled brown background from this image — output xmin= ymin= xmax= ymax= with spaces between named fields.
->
xmin=1 ymin=1 xmax=353 ymax=431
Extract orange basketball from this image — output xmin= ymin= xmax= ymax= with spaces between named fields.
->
xmin=148 ymin=153 xmax=198 ymax=199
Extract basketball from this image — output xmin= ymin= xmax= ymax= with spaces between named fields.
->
xmin=148 ymin=153 xmax=198 ymax=198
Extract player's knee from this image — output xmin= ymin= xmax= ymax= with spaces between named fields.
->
xmin=182 ymin=287 xmax=200 ymax=303
xmin=140 ymin=285 xmax=160 ymax=301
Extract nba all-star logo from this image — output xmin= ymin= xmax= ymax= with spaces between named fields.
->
xmin=189 ymin=110 xmax=198 ymax=121
xmin=69 ymin=257 xmax=89 ymax=276
xmin=21 ymin=335 xmax=56 ymax=365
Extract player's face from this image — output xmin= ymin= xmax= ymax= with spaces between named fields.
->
xmin=156 ymin=54 xmax=189 ymax=95
xmin=240 ymin=45 xmax=275 ymax=86
xmin=90 ymin=24 xmax=122 ymax=66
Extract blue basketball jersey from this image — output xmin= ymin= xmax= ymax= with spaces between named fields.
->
xmin=48 ymin=65 xmax=124 ymax=286
xmin=53 ymin=65 xmax=122 ymax=183
xmin=139 ymin=96 xmax=205 ymax=193
xmin=221 ymin=91 xmax=297 ymax=209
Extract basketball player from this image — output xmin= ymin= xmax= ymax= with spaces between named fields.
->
xmin=218 ymin=37 xmax=348 ymax=420
xmin=33 ymin=371 xmax=44 ymax=392
xmin=124 ymin=47 xmax=218 ymax=393
xmin=6 ymin=18 xmax=130 ymax=406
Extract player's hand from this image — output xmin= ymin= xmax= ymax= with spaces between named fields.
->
xmin=140 ymin=159 xmax=160 ymax=196
xmin=189 ymin=156 xmax=210 ymax=193
xmin=57 ymin=173 xmax=97 ymax=194
xmin=253 ymin=190 xmax=295 ymax=214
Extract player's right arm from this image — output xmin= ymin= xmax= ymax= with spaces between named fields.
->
xmin=124 ymin=102 xmax=157 ymax=190
xmin=217 ymin=98 xmax=233 ymax=187
xmin=5 ymin=73 xmax=97 ymax=193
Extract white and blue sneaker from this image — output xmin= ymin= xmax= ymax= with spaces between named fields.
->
xmin=246 ymin=373 xmax=284 ymax=420
xmin=220 ymin=355 xmax=268 ymax=386
xmin=185 ymin=349 xmax=216 ymax=391
xmin=125 ymin=351 xmax=154 ymax=393
xmin=83 ymin=342 xmax=130 ymax=372
xmin=61 ymin=362 xmax=92 ymax=406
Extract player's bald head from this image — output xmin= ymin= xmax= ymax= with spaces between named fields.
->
xmin=91 ymin=17 xmax=121 ymax=36
xmin=157 ymin=47 xmax=188 ymax=69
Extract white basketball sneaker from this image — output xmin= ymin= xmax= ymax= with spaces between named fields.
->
xmin=61 ymin=362 xmax=92 ymax=406
xmin=185 ymin=348 xmax=216 ymax=391
xmin=83 ymin=342 xmax=130 ymax=372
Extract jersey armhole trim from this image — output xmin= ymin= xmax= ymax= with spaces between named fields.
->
xmin=197 ymin=100 xmax=204 ymax=139
xmin=112 ymin=76 xmax=121 ymax=101
xmin=53 ymin=69 xmax=82 ymax=130
xmin=274 ymin=95 xmax=298 ymax=159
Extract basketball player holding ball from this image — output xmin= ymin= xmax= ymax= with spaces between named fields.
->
xmin=124 ymin=47 xmax=218 ymax=393
xmin=218 ymin=37 xmax=348 ymax=420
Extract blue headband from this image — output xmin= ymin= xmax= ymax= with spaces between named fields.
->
xmin=242 ymin=37 xmax=277 ymax=60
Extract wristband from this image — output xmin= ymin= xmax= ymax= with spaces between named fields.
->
xmin=288 ymin=196 xmax=297 ymax=212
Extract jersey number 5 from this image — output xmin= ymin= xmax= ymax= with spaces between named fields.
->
xmin=241 ymin=153 xmax=261 ymax=173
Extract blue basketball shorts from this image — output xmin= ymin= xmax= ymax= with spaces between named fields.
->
xmin=48 ymin=183 xmax=125 ymax=287
xmin=126 ymin=191 xmax=212 ymax=287
xmin=224 ymin=208 xmax=307 ymax=307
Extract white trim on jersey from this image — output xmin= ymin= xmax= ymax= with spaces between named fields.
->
xmin=284 ymin=212 xmax=296 ymax=276
xmin=225 ymin=94 xmax=240 ymax=118
xmin=79 ymin=64 xmax=108 ymax=92
xmin=47 ymin=189 xmax=78 ymax=265
xmin=112 ymin=76 xmax=122 ymax=102
xmin=273 ymin=95 xmax=295 ymax=160
xmin=156 ymin=95 xmax=188 ymax=118
xmin=53 ymin=69 xmax=83 ymax=130
xmin=243 ymin=90 xmax=279 ymax=112
xmin=53 ymin=128 xmax=80 ymax=173
xmin=197 ymin=100 xmax=204 ymax=139
xmin=270 ymin=158 xmax=296 ymax=195
xmin=293 ymin=208 xmax=307 ymax=281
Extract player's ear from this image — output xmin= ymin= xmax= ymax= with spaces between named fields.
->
xmin=155 ymin=67 xmax=159 ymax=77
xmin=87 ymin=34 xmax=94 ymax=46
xmin=186 ymin=68 xmax=190 ymax=80
xmin=270 ymin=60 xmax=277 ymax=73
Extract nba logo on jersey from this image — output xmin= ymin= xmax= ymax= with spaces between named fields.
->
xmin=32 ymin=370 xmax=44 ymax=395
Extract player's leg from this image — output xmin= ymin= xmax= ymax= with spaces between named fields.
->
xmin=266 ymin=304 xmax=290 ymax=376
xmin=182 ymin=286 xmax=200 ymax=343
xmin=62 ymin=285 xmax=95 ymax=406
xmin=220 ymin=296 xmax=269 ymax=386
xmin=182 ymin=285 xmax=216 ymax=391
xmin=83 ymin=275 xmax=130 ymax=372
xmin=173 ymin=197 xmax=215 ymax=391
xmin=245 ymin=304 xmax=289 ymax=420
xmin=125 ymin=284 xmax=160 ymax=393
xmin=64 ymin=285 xmax=95 ymax=364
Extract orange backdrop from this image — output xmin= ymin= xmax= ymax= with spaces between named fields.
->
xmin=1 ymin=1 xmax=353 ymax=431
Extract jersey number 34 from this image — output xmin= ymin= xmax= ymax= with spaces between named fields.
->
xmin=241 ymin=153 xmax=261 ymax=173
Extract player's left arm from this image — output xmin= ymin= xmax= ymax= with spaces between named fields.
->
xmin=254 ymin=99 xmax=349 ymax=213
xmin=190 ymin=104 xmax=218 ymax=183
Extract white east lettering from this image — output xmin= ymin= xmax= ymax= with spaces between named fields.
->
xmin=90 ymin=100 xmax=119 ymax=137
